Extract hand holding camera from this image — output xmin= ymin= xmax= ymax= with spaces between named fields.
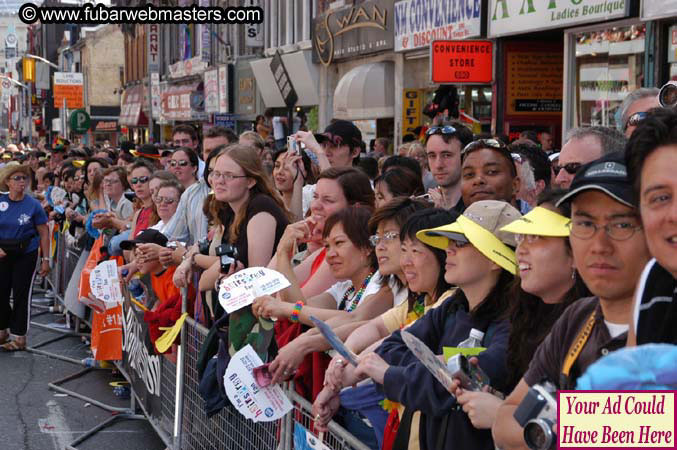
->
xmin=513 ymin=381 xmax=558 ymax=450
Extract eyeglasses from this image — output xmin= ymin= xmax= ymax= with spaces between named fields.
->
xmin=154 ymin=195 xmax=177 ymax=205
xmin=624 ymin=111 xmax=648 ymax=131
xmin=553 ymin=162 xmax=583 ymax=175
xmin=9 ymin=175 xmax=27 ymax=182
xmin=426 ymin=125 xmax=457 ymax=137
xmin=103 ymin=178 xmax=121 ymax=185
xmin=515 ymin=234 xmax=542 ymax=245
xmin=568 ymin=219 xmax=642 ymax=241
xmin=462 ymin=138 xmax=506 ymax=155
xmin=208 ymin=170 xmax=248 ymax=182
xmin=369 ymin=231 xmax=400 ymax=247
xmin=130 ymin=176 xmax=150 ymax=185
xmin=169 ymin=160 xmax=190 ymax=167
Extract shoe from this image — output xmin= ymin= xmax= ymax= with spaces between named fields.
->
xmin=1 ymin=338 xmax=26 ymax=352
xmin=0 ymin=331 xmax=8 ymax=345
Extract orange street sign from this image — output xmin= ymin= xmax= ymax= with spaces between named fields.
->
xmin=53 ymin=72 xmax=84 ymax=109
xmin=431 ymin=40 xmax=493 ymax=84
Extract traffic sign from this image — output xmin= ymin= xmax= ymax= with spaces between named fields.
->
xmin=69 ymin=109 xmax=91 ymax=134
xmin=431 ymin=40 xmax=494 ymax=84
xmin=53 ymin=72 xmax=84 ymax=109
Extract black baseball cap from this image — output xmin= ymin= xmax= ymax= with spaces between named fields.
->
xmin=314 ymin=120 xmax=363 ymax=149
xmin=556 ymin=153 xmax=633 ymax=208
xmin=120 ymin=229 xmax=168 ymax=250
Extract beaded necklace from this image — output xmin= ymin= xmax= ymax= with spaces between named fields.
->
xmin=340 ymin=271 xmax=375 ymax=312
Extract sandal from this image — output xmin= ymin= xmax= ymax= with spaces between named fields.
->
xmin=1 ymin=338 xmax=26 ymax=352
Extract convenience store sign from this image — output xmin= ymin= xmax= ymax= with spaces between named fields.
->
xmin=488 ymin=0 xmax=628 ymax=38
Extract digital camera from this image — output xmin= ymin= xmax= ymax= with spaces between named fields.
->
xmin=513 ymin=381 xmax=557 ymax=450
xmin=658 ymin=81 xmax=677 ymax=108
xmin=446 ymin=354 xmax=491 ymax=391
xmin=198 ymin=238 xmax=211 ymax=256
xmin=215 ymin=243 xmax=238 ymax=273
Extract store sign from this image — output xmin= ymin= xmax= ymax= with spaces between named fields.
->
xmin=204 ymin=69 xmax=219 ymax=114
xmin=169 ymin=56 xmax=208 ymax=79
xmin=506 ymin=46 xmax=563 ymax=116
xmin=642 ymin=0 xmax=677 ymax=20
xmin=270 ymin=52 xmax=297 ymax=107
xmin=431 ymin=40 xmax=492 ymax=84
xmin=218 ymin=65 xmax=229 ymax=113
xmin=669 ymin=26 xmax=677 ymax=64
xmin=245 ymin=0 xmax=264 ymax=47
xmin=312 ymin=0 xmax=394 ymax=66
xmin=53 ymin=72 xmax=84 ymax=109
xmin=93 ymin=120 xmax=118 ymax=132
xmin=150 ymin=73 xmax=160 ymax=119
xmin=147 ymin=24 xmax=160 ymax=73
xmin=394 ymin=0 xmax=481 ymax=52
xmin=402 ymin=89 xmax=422 ymax=136
xmin=488 ymin=0 xmax=628 ymax=38
xmin=214 ymin=113 xmax=236 ymax=130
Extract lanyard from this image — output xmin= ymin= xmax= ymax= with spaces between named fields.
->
xmin=560 ymin=309 xmax=597 ymax=386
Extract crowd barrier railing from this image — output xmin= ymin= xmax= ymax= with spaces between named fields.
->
xmin=37 ymin=230 xmax=372 ymax=450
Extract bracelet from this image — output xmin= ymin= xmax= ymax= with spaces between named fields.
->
xmin=290 ymin=301 xmax=304 ymax=323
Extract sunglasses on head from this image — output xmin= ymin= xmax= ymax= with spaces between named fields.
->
xmin=624 ymin=111 xmax=648 ymax=131
xmin=425 ymin=125 xmax=457 ymax=136
xmin=553 ymin=162 xmax=583 ymax=175
xmin=130 ymin=176 xmax=150 ymax=185
xmin=462 ymin=138 xmax=506 ymax=155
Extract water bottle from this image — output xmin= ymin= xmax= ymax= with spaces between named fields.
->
xmin=457 ymin=328 xmax=484 ymax=348
xmin=82 ymin=357 xmax=100 ymax=368
xmin=128 ymin=278 xmax=146 ymax=305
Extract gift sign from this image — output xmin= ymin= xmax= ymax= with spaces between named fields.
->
xmin=224 ymin=345 xmax=292 ymax=422
xmin=89 ymin=260 xmax=123 ymax=309
xmin=218 ymin=267 xmax=290 ymax=314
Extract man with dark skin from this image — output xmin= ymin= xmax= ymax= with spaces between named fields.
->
xmin=460 ymin=142 xmax=521 ymax=208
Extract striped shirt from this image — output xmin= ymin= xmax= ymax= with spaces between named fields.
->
xmin=162 ymin=179 xmax=210 ymax=245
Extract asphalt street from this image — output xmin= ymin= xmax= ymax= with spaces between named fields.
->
xmin=0 ymin=290 xmax=166 ymax=450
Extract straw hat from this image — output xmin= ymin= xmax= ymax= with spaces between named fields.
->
xmin=0 ymin=162 xmax=31 ymax=191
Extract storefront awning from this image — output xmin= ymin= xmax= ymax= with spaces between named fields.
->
xmin=250 ymin=50 xmax=320 ymax=108
xmin=118 ymin=85 xmax=148 ymax=127
xmin=161 ymin=81 xmax=207 ymax=122
xmin=333 ymin=62 xmax=394 ymax=120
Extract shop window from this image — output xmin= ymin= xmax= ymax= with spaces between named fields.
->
xmin=573 ymin=24 xmax=645 ymax=128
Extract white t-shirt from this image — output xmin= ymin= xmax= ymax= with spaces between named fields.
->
xmin=326 ymin=271 xmax=383 ymax=310
xmin=605 ymin=320 xmax=629 ymax=339
xmin=272 ymin=117 xmax=286 ymax=140
xmin=390 ymin=279 xmax=408 ymax=307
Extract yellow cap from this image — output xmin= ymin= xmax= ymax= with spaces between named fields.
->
xmin=72 ymin=160 xmax=86 ymax=168
xmin=500 ymin=206 xmax=570 ymax=237
xmin=417 ymin=200 xmax=520 ymax=274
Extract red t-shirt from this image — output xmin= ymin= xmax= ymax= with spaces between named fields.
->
xmin=133 ymin=207 xmax=153 ymax=238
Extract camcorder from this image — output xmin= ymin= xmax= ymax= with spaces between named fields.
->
xmin=446 ymin=354 xmax=491 ymax=391
xmin=513 ymin=381 xmax=558 ymax=450
xmin=215 ymin=243 xmax=238 ymax=274
xmin=658 ymin=81 xmax=677 ymax=108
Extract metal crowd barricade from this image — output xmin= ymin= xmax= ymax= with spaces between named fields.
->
xmin=37 ymin=231 xmax=375 ymax=450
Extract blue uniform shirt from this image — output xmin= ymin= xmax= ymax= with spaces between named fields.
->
xmin=0 ymin=193 xmax=48 ymax=253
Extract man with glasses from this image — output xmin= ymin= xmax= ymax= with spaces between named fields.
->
xmin=425 ymin=122 xmax=473 ymax=210
xmin=618 ymin=87 xmax=659 ymax=138
xmin=554 ymin=126 xmax=626 ymax=189
xmin=493 ymin=153 xmax=651 ymax=450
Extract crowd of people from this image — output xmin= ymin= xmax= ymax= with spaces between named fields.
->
xmin=0 ymin=86 xmax=675 ymax=450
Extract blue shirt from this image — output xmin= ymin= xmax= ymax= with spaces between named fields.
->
xmin=0 ymin=193 xmax=48 ymax=253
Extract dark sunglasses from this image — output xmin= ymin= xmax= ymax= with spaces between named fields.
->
xmin=9 ymin=175 xmax=27 ymax=182
xmin=553 ymin=162 xmax=583 ymax=175
xmin=624 ymin=111 xmax=648 ymax=131
xmin=425 ymin=125 xmax=457 ymax=136
xmin=169 ymin=160 xmax=190 ymax=167
xmin=130 ymin=176 xmax=150 ymax=185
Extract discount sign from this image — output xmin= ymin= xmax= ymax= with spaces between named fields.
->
xmin=431 ymin=40 xmax=493 ymax=84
